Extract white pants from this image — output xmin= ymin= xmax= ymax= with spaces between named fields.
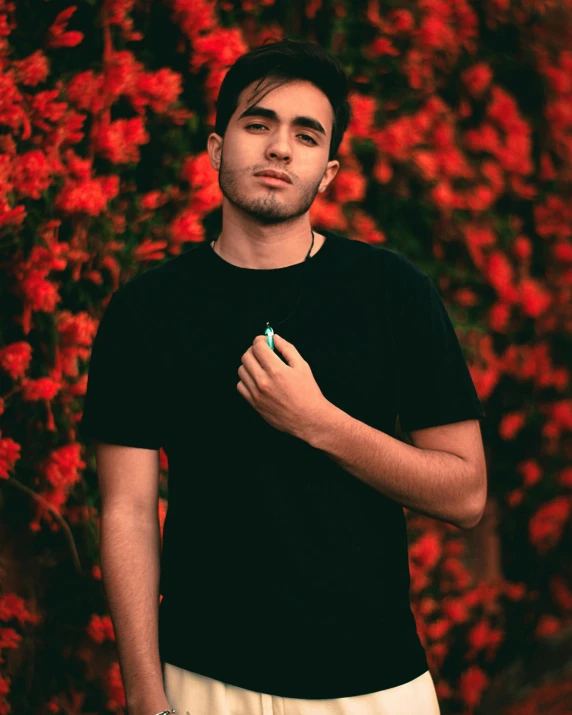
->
xmin=163 ymin=662 xmax=441 ymax=715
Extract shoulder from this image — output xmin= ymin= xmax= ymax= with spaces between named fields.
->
xmin=376 ymin=246 xmax=429 ymax=284
xmin=112 ymin=242 xmax=205 ymax=314
xmin=327 ymin=230 xmax=430 ymax=295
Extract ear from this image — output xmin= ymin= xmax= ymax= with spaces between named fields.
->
xmin=319 ymin=159 xmax=340 ymax=192
xmin=207 ymin=132 xmax=223 ymax=169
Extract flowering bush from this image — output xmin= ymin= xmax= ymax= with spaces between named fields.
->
xmin=1 ymin=0 xmax=571 ymax=713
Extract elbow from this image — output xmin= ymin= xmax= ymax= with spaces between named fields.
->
xmin=457 ymin=488 xmax=487 ymax=530
xmin=457 ymin=509 xmax=484 ymax=530
xmin=456 ymin=465 xmax=487 ymax=530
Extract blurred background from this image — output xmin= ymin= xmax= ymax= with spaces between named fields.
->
xmin=1 ymin=0 xmax=571 ymax=713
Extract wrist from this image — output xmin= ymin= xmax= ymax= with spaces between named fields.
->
xmin=126 ymin=693 xmax=173 ymax=715
xmin=305 ymin=400 xmax=345 ymax=450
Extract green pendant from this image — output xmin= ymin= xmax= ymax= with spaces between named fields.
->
xmin=265 ymin=323 xmax=275 ymax=351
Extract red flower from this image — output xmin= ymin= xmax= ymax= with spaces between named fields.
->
xmin=191 ymin=27 xmax=248 ymax=74
xmin=86 ymin=614 xmax=115 ymax=644
xmin=535 ymin=613 xmax=561 ymax=638
xmin=558 ymin=467 xmax=572 ymax=488
xmin=46 ymin=7 xmax=84 ymax=49
xmin=517 ymin=459 xmax=542 ymax=487
xmin=93 ymin=117 xmax=149 ymax=164
xmin=485 ymin=251 xmax=518 ymax=302
xmin=0 ymin=593 xmax=37 ymax=625
xmin=12 ymin=50 xmax=50 ymax=86
xmin=66 ymin=70 xmax=105 ymax=113
xmin=370 ymin=37 xmax=400 ymax=57
xmin=169 ymin=208 xmax=205 ymax=251
xmin=0 ymin=342 xmax=33 ymax=380
xmin=529 ymin=497 xmax=571 ymax=553
xmin=139 ymin=190 xmax=163 ymax=210
xmin=467 ymin=619 xmax=504 ymax=656
xmin=442 ymin=597 xmax=470 ymax=624
xmin=373 ymin=159 xmax=393 ymax=184
xmin=418 ymin=16 xmax=453 ymax=52
xmin=388 ymin=9 xmax=415 ymax=34
xmin=309 ymin=195 xmax=347 ymax=230
xmin=104 ymin=661 xmax=126 ymax=709
xmin=181 ymin=151 xmax=214 ymax=189
xmin=462 ymin=63 xmax=493 ymax=97
xmin=351 ymin=209 xmax=386 ymax=244
xmin=409 ymin=531 xmax=442 ymax=571
xmin=550 ymin=575 xmax=572 ymax=611
xmin=331 ymin=168 xmax=367 ymax=204
xmin=535 ymin=196 xmax=572 ymax=240
xmin=413 ymin=151 xmax=439 ymax=181
xmin=507 ymin=489 xmax=524 ymax=507
xmin=348 ymin=94 xmax=378 ymax=139
xmin=133 ymin=67 xmax=183 ymax=114
xmin=43 ymin=444 xmax=85 ymax=493
xmin=518 ymin=277 xmax=553 ymax=318
xmin=0 ymin=435 xmax=21 ymax=480
xmin=12 ymin=150 xmax=54 ymax=199
xmin=504 ymin=582 xmax=526 ymax=601
xmin=426 ymin=618 xmax=451 ymax=641
xmin=499 ymin=412 xmax=526 ymax=440
xmin=54 ymin=175 xmax=119 ymax=216
xmin=458 ymin=665 xmax=489 ymax=709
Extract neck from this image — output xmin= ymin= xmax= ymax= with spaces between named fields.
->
xmin=211 ymin=229 xmax=322 ymax=270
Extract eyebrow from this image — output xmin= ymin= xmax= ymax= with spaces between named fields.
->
xmin=237 ymin=104 xmax=328 ymax=138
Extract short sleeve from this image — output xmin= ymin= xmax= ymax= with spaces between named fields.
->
xmin=396 ymin=274 xmax=486 ymax=433
xmin=78 ymin=290 xmax=162 ymax=449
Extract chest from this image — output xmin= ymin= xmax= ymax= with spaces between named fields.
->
xmin=156 ymin=272 xmax=399 ymax=447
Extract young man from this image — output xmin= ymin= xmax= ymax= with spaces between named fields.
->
xmin=80 ymin=38 xmax=486 ymax=715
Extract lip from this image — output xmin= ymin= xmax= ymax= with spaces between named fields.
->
xmin=255 ymin=175 xmax=291 ymax=187
xmin=254 ymin=170 xmax=292 ymax=184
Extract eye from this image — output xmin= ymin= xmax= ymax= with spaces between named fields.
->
xmin=245 ymin=123 xmax=318 ymax=146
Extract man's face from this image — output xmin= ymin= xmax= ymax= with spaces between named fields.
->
xmin=208 ymin=79 xmax=340 ymax=225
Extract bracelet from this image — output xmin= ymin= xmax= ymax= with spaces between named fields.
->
xmin=153 ymin=710 xmax=176 ymax=715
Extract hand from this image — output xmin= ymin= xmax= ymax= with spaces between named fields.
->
xmin=237 ymin=333 xmax=331 ymax=441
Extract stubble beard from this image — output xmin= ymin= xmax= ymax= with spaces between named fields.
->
xmin=218 ymin=153 xmax=322 ymax=226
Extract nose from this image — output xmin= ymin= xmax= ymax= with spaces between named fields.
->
xmin=264 ymin=131 xmax=293 ymax=163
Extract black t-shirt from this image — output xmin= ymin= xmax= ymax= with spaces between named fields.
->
xmin=79 ymin=229 xmax=486 ymax=699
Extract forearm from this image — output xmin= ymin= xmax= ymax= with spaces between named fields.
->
xmin=100 ymin=508 xmax=172 ymax=715
xmin=306 ymin=403 xmax=480 ymax=529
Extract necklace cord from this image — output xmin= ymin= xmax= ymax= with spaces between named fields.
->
xmin=211 ymin=230 xmax=315 ymax=328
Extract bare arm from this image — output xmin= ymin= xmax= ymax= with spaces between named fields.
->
xmin=305 ymin=403 xmax=486 ymax=529
xmin=96 ymin=443 xmax=172 ymax=715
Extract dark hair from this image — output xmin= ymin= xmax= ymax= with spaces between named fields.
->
xmin=214 ymin=38 xmax=353 ymax=162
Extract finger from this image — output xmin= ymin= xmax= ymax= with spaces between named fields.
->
xmin=237 ymin=378 xmax=254 ymax=404
xmin=252 ymin=335 xmax=284 ymax=370
xmin=241 ymin=348 xmax=268 ymax=388
xmin=237 ymin=363 xmax=258 ymax=396
xmin=272 ymin=334 xmax=300 ymax=368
